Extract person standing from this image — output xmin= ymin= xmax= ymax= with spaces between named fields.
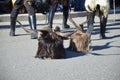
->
xmin=48 ymin=0 xmax=70 ymax=29
xmin=10 ymin=0 xmax=37 ymax=39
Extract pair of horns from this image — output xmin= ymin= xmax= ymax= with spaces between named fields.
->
xmin=16 ymin=16 xmax=87 ymax=38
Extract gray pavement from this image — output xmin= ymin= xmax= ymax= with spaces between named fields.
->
xmin=0 ymin=10 xmax=120 ymax=80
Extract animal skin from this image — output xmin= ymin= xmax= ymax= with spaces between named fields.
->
xmin=35 ymin=27 xmax=66 ymax=59
xmin=67 ymin=18 xmax=90 ymax=52
xmin=68 ymin=30 xmax=90 ymax=52
xmin=85 ymin=0 xmax=109 ymax=18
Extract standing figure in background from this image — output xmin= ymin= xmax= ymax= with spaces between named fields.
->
xmin=85 ymin=0 xmax=109 ymax=39
xmin=9 ymin=0 xmax=70 ymax=39
xmin=10 ymin=0 xmax=38 ymax=39
xmin=48 ymin=0 xmax=70 ymax=29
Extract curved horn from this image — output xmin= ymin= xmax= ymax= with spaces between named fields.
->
xmin=55 ymin=31 xmax=74 ymax=38
xmin=16 ymin=20 xmax=33 ymax=33
xmin=69 ymin=18 xmax=83 ymax=31
xmin=16 ymin=20 xmax=52 ymax=33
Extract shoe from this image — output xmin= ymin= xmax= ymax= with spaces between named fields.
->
xmin=31 ymin=31 xmax=38 ymax=39
xmin=9 ymin=31 xmax=15 ymax=36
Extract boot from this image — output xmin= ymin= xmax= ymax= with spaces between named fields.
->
xmin=62 ymin=11 xmax=70 ymax=29
xmin=10 ymin=16 xmax=16 ymax=36
xmin=99 ymin=14 xmax=107 ymax=39
xmin=29 ymin=15 xmax=38 ymax=39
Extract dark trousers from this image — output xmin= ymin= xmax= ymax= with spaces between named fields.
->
xmin=11 ymin=0 xmax=23 ymax=18
xmin=74 ymin=0 xmax=85 ymax=11
xmin=10 ymin=0 xmax=24 ymax=36
xmin=11 ymin=0 xmax=35 ymax=18
xmin=10 ymin=0 xmax=36 ymax=37
xmin=48 ymin=0 xmax=69 ymax=28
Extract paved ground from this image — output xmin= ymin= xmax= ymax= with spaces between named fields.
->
xmin=0 ymin=10 xmax=120 ymax=80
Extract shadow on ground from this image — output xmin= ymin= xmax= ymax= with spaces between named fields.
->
xmin=90 ymin=53 xmax=120 ymax=56
xmin=92 ymin=41 xmax=120 ymax=51
xmin=65 ymin=41 xmax=120 ymax=59
xmin=66 ymin=50 xmax=87 ymax=59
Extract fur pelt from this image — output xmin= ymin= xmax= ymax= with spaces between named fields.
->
xmin=68 ymin=30 xmax=90 ymax=52
xmin=85 ymin=0 xmax=109 ymax=18
xmin=35 ymin=27 xmax=66 ymax=59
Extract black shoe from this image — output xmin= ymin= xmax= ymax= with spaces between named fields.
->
xmin=63 ymin=24 xmax=70 ymax=29
xmin=100 ymin=34 xmax=106 ymax=39
xmin=31 ymin=32 xmax=38 ymax=39
xmin=9 ymin=31 xmax=15 ymax=36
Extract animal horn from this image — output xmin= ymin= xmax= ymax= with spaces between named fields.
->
xmin=55 ymin=31 xmax=74 ymax=38
xmin=16 ymin=20 xmax=52 ymax=33
xmin=16 ymin=20 xmax=33 ymax=33
xmin=69 ymin=18 xmax=83 ymax=31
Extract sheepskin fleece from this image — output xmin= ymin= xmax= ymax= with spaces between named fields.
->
xmin=85 ymin=0 xmax=109 ymax=18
